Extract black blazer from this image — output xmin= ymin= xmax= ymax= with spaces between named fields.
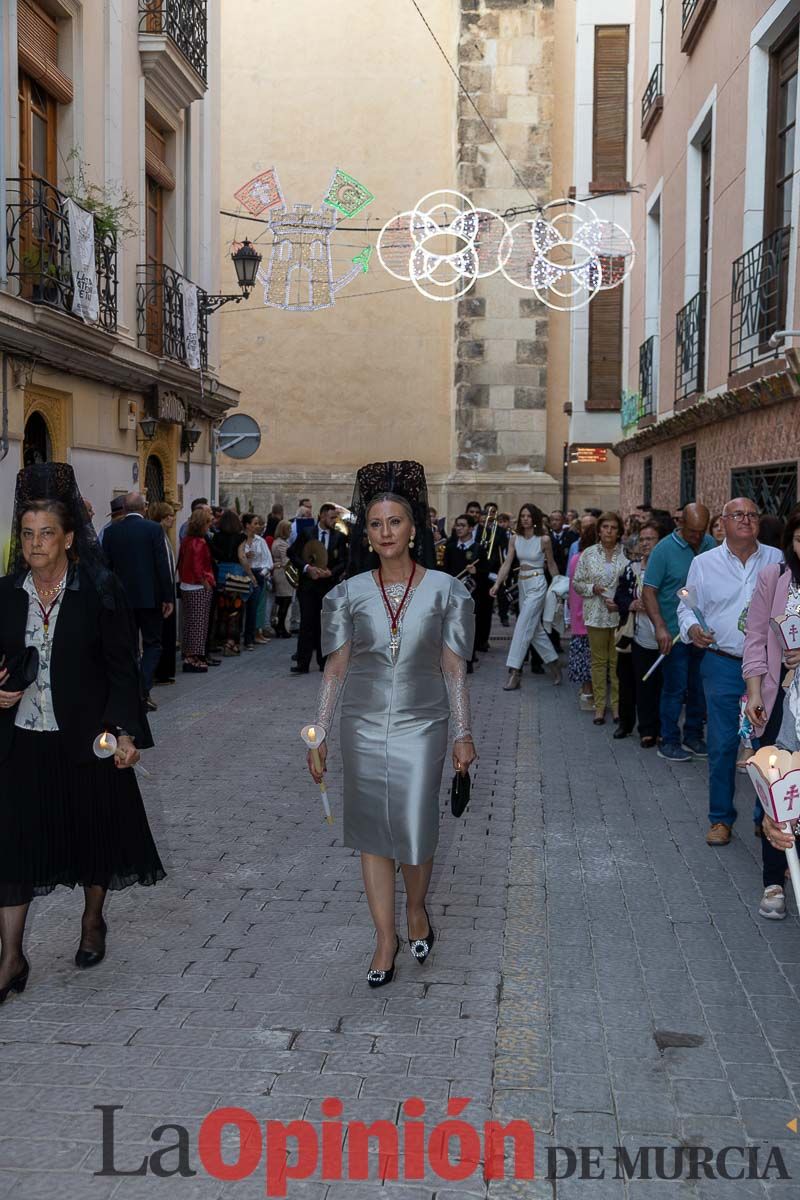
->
xmin=102 ymin=515 xmax=173 ymax=610
xmin=549 ymin=528 xmax=578 ymax=575
xmin=0 ymin=566 xmax=153 ymax=765
xmin=443 ymin=537 xmax=489 ymax=580
xmin=289 ymin=526 xmax=348 ymax=592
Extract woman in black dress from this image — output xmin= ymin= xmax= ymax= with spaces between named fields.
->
xmin=0 ymin=464 xmax=164 ymax=1003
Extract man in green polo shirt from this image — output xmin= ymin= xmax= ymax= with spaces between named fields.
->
xmin=643 ymin=504 xmax=716 ymax=763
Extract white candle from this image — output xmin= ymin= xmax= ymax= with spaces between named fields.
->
xmin=93 ymin=731 xmax=118 ymax=760
xmin=768 ymin=754 xmax=781 ymax=784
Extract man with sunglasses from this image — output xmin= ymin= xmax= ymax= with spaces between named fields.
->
xmin=678 ymin=499 xmax=783 ymax=846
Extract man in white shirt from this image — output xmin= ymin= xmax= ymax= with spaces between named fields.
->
xmin=678 ymin=498 xmax=783 ymax=846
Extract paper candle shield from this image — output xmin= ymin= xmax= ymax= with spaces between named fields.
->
xmin=770 ymin=614 xmax=800 ymax=652
xmin=746 ymin=747 xmax=800 ymax=823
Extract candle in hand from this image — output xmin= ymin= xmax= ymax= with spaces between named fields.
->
xmin=768 ymin=754 xmax=781 ymax=784
xmin=93 ymin=731 xmax=118 ymax=759
xmin=300 ymin=724 xmax=334 ymax=825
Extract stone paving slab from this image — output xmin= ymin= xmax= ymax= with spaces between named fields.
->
xmin=0 ymin=632 xmax=799 ymax=1198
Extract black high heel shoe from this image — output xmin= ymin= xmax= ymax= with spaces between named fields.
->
xmin=75 ymin=919 xmax=107 ymax=970
xmin=367 ymin=935 xmax=400 ymax=989
xmin=409 ymin=908 xmax=435 ymax=964
xmin=0 ymin=957 xmax=30 ymax=1004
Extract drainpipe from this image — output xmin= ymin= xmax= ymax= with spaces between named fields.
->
xmin=0 ymin=354 xmax=9 ymax=463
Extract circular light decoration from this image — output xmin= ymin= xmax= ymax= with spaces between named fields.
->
xmin=378 ymin=193 xmax=634 ymax=310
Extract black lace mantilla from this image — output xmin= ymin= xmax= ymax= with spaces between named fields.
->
xmin=347 ymin=460 xmax=436 ymax=577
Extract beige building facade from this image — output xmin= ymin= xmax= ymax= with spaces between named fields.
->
xmin=0 ymin=0 xmax=239 ymax=562
xmin=616 ymin=0 xmax=800 ymax=518
xmin=219 ymin=0 xmax=633 ymax=521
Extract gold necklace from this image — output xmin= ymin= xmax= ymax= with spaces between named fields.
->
xmin=32 ymin=566 xmax=68 ymax=600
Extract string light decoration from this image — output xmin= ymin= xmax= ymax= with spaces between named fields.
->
xmin=241 ymin=167 xmax=375 ymax=312
xmin=376 ymin=192 xmax=634 ymax=310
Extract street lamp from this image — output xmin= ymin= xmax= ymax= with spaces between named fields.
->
xmin=181 ymin=421 xmax=202 ymax=454
xmin=138 ymin=416 xmax=158 ymax=441
xmin=200 ymin=239 xmax=263 ymax=314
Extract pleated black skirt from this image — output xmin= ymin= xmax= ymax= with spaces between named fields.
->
xmin=0 ymin=728 xmax=166 ymax=907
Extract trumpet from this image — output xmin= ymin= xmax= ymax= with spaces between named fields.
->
xmin=480 ymin=505 xmax=499 ymax=562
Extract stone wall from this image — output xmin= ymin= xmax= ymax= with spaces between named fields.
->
xmin=455 ymin=0 xmax=555 ymax=474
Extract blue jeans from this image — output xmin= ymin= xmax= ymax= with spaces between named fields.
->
xmin=659 ymin=641 xmax=706 ymax=747
xmin=244 ymin=573 xmax=265 ymax=645
xmin=701 ymin=652 xmax=743 ymax=827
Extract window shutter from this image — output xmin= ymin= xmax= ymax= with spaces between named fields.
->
xmin=145 ymin=123 xmax=175 ymax=191
xmin=591 ymin=25 xmax=629 ymax=191
xmin=587 ymin=285 xmax=623 ymax=410
xmin=17 ymin=0 xmax=73 ymax=104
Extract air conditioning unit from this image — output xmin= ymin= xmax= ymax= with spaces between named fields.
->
xmin=118 ymin=395 xmax=138 ymax=432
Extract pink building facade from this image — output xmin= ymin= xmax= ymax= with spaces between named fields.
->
xmin=615 ymin=0 xmax=800 ymax=518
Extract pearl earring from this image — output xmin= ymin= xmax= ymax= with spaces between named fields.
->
xmin=409 ymin=538 xmax=415 ymax=549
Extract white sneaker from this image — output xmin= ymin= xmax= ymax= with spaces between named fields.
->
xmin=759 ymin=885 xmax=787 ymax=920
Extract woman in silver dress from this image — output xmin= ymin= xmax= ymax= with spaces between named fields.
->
xmin=307 ymin=462 xmax=476 ymax=988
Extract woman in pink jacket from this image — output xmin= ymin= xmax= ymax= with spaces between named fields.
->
xmin=743 ymin=512 xmax=800 ymax=921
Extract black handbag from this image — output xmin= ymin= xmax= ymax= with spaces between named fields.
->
xmin=450 ymin=770 xmax=471 ymax=818
xmin=1 ymin=647 xmax=39 ymax=692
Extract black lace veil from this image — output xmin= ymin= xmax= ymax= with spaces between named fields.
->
xmin=347 ymin=460 xmax=436 ymax=577
xmin=6 ymin=462 xmax=112 ymax=596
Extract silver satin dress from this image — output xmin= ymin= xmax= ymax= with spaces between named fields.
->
xmin=320 ymin=569 xmax=474 ymax=864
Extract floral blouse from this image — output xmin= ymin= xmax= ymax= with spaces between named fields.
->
xmin=572 ymin=543 xmax=627 ymax=629
xmin=14 ymin=572 xmax=65 ymax=733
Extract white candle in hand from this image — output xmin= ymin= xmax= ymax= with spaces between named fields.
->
xmin=768 ymin=754 xmax=781 ymax=784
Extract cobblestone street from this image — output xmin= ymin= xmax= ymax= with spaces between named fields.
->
xmin=2 ymin=631 xmax=800 ymax=1199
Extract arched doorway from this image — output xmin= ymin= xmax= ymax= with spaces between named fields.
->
xmin=145 ymin=454 xmax=165 ymax=504
xmin=23 ymin=411 xmax=52 ymax=466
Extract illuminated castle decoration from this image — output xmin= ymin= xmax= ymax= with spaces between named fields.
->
xmin=241 ymin=167 xmax=374 ymax=313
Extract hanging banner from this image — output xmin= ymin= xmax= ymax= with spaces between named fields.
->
xmin=65 ymin=198 xmax=99 ymax=323
xmin=182 ymin=281 xmax=201 ymax=370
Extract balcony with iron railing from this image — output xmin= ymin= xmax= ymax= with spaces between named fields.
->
xmin=675 ymin=292 xmax=705 ymax=406
xmin=730 ymin=226 xmax=791 ymax=376
xmin=641 ymin=64 xmax=664 ymax=139
xmin=681 ymin=0 xmax=716 ymax=54
xmin=136 ymin=263 xmax=208 ymax=371
xmin=4 ymin=178 xmax=118 ymax=331
xmin=138 ymin=0 xmax=208 ymax=108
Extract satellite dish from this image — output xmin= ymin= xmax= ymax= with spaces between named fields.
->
xmin=217 ymin=413 xmax=262 ymax=460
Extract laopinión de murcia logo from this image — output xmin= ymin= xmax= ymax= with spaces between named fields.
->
xmin=95 ymin=1100 xmax=794 ymax=1193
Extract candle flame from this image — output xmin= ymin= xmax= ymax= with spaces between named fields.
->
xmin=99 ymin=733 xmax=111 ymax=750
xmin=307 ymin=726 xmax=317 ymax=744
xmin=769 ymin=754 xmax=778 ymax=769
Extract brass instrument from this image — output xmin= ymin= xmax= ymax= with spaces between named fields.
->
xmin=480 ymin=504 xmax=499 ymax=562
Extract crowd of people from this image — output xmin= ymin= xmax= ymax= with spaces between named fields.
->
xmin=3 ymin=458 xmax=800 ymax=1005
xmin=40 ymin=484 xmax=800 ymax=929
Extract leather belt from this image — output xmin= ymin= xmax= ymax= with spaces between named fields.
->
xmin=707 ymin=647 xmax=742 ymax=662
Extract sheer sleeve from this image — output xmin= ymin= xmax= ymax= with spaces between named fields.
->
xmin=315 ymin=642 xmax=351 ymax=739
xmin=316 ymin=582 xmax=353 ymax=738
xmin=441 ymin=643 xmax=473 ymax=740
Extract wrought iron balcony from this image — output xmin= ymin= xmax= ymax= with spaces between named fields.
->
xmin=675 ymin=292 xmax=705 ymax=404
xmin=730 ymin=226 xmax=791 ymax=375
xmin=138 ymin=1 xmax=207 ymax=106
xmin=681 ymin=0 xmax=716 ymax=54
xmin=639 ymin=335 xmax=657 ymax=418
xmin=136 ymin=263 xmax=208 ymax=371
xmin=641 ymin=64 xmax=664 ymax=139
xmin=4 ymin=178 xmax=117 ymax=331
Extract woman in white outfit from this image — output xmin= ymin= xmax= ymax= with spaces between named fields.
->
xmin=490 ymin=504 xmax=562 ymax=691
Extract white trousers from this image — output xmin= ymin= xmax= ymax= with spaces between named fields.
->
xmin=506 ymin=575 xmax=558 ymax=670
